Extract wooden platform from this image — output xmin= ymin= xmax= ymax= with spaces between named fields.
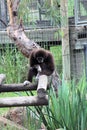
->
xmin=0 ymin=28 xmax=61 ymax=44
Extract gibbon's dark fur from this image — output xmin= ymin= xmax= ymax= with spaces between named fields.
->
xmin=28 ymin=49 xmax=55 ymax=82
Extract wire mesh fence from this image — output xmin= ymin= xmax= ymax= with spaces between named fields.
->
xmin=0 ymin=0 xmax=87 ymax=80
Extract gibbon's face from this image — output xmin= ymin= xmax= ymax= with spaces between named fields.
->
xmin=35 ymin=50 xmax=46 ymax=63
xmin=36 ymin=56 xmax=44 ymax=63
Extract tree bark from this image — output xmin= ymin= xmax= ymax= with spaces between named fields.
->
xmin=7 ymin=0 xmax=40 ymax=58
xmin=0 ymin=96 xmax=48 ymax=107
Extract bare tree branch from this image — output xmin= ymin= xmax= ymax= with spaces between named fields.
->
xmin=7 ymin=0 xmax=40 ymax=58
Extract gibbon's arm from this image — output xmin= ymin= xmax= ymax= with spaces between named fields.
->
xmin=40 ymin=53 xmax=55 ymax=76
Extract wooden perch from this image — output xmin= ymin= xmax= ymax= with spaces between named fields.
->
xmin=37 ymin=75 xmax=48 ymax=98
xmin=0 ymin=83 xmax=37 ymax=92
xmin=0 ymin=83 xmax=49 ymax=92
xmin=0 ymin=96 xmax=48 ymax=107
xmin=0 ymin=74 xmax=6 ymax=84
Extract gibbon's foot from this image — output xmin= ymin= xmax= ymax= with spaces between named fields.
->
xmin=23 ymin=80 xmax=31 ymax=86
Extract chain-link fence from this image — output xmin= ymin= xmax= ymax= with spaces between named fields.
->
xmin=0 ymin=0 xmax=62 ymax=76
xmin=0 ymin=0 xmax=87 ymax=80
xmin=69 ymin=0 xmax=87 ymax=80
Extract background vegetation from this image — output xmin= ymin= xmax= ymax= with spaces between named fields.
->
xmin=0 ymin=0 xmax=87 ymax=129
xmin=0 ymin=45 xmax=87 ymax=130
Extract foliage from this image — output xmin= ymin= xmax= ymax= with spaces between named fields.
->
xmin=0 ymin=44 xmax=28 ymax=83
xmin=18 ymin=0 xmax=61 ymax=27
xmin=0 ymin=45 xmax=28 ymax=115
xmin=41 ymin=0 xmax=61 ymax=27
xmin=47 ymin=78 xmax=87 ymax=130
xmin=50 ymin=45 xmax=62 ymax=75
xmin=68 ymin=0 xmax=74 ymax=17
xmin=26 ymin=78 xmax=87 ymax=130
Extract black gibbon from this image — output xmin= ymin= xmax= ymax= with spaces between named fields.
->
xmin=28 ymin=49 xmax=55 ymax=82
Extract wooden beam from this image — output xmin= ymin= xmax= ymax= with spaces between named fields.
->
xmin=0 ymin=74 xmax=6 ymax=84
xmin=0 ymin=83 xmax=49 ymax=92
xmin=0 ymin=83 xmax=37 ymax=92
xmin=37 ymin=75 xmax=48 ymax=98
xmin=60 ymin=0 xmax=71 ymax=81
xmin=0 ymin=96 xmax=48 ymax=107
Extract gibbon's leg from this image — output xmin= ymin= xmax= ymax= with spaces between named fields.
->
xmin=28 ymin=67 xmax=38 ymax=82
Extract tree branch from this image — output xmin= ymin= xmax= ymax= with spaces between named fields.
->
xmin=7 ymin=0 xmax=40 ymax=58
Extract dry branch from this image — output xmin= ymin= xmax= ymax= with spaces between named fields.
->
xmin=7 ymin=0 xmax=40 ymax=58
xmin=0 ymin=96 xmax=48 ymax=107
xmin=0 ymin=74 xmax=6 ymax=84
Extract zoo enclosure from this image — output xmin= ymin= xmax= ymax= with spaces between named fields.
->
xmin=0 ymin=0 xmax=62 ymax=76
xmin=0 ymin=0 xmax=87 ymax=80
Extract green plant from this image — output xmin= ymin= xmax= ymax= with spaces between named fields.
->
xmin=0 ymin=45 xmax=28 ymax=115
xmin=26 ymin=78 xmax=87 ymax=130
xmin=50 ymin=45 xmax=62 ymax=75
xmin=0 ymin=45 xmax=28 ymax=83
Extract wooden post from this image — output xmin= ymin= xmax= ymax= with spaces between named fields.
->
xmin=37 ymin=75 xmax=48 ymax=98
xmin=60 ymin=0 xmax=71 ymax=81
xmin=0 ymin=96 xmax=48 ymax=107
xmin=0 ymin=74 xmax=6 ymax=84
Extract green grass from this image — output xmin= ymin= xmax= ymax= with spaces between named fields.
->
xmin=0 ymin=45 xmax=28 ymax=83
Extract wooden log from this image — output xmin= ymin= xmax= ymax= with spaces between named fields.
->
xmin=0 ymin=83 xmax=37 ymax=92
xmin=0 ymin=96 xmax=48 ymax=107
xmin=37 ymin=75 xmax=48 ymax=98
xmin=0 ymin=83 xmax=49 ymax=92
xmin=0 ymin=74 xmax=6 ymax=84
